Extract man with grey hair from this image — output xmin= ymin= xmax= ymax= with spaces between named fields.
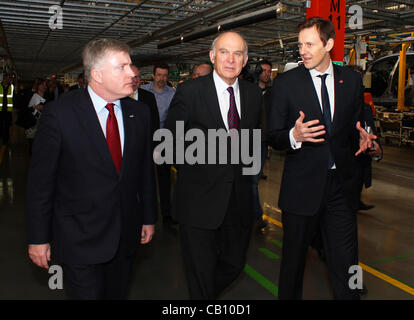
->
xmin=27 ymin=38 xmax=157 ymax=299
xmin=165 ymin=31 xmax=262 ymax=299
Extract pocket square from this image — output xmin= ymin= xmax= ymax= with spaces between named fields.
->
xmin=129 ymin=114 xmax=135 ymax=118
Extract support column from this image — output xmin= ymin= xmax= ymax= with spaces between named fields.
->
xmin=306 ymin=0 xmax=346 ymax=65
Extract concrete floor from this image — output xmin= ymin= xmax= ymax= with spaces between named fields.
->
xmin=0 ymin=127 xmax=413 ymax=300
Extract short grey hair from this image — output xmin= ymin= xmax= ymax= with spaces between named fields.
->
xmin=82 ymin=38 xmax=130 ymax=82
xmin=210 ymin=32 xmax=248 ymax=58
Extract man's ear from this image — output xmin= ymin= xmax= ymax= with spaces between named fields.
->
xmin=325 ymin=38 xmax=334 ymax=52
xmin=90 ymin=69 xmax=102 ymax=84
xmin=243 ymin=55 xmax=249 ymax=67
xmin=209 ymin=50 xmax=215 ymax=65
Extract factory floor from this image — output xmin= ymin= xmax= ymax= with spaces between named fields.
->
xmin=0 ymin=127 xmax=413 ymax=301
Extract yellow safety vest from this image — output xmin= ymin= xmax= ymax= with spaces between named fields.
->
xmin=0 ymin=84 xmax=14 ymax=112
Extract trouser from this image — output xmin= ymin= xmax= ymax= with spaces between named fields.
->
xmin=278 ymin=170 xmax=360 ymax=300
xmin=0 ymin=112 xmax=11 ymax=144
xmin=179 ymin=184 xmax=253 ymax=299
xmin=156 ymin=163 xmax=171 ymax=218
xmin=252 ymin=141 xmax=268 ymax=220
xmin=62 ymin=230 xmax=138 ymax=300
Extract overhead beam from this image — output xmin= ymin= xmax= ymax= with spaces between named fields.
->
xmin=127 ymin=0 xmax=275 ymax=48
xmin=158 ymin=3 xmax=288 ymax=49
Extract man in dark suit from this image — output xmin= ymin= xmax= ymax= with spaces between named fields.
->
xmin=165 ymin=31 xmax=262 ymax=299
xmin=267 ymin=17 xmax=376 ymax=300
xmin=348 ymin=65 xmax=383 ymax=211
xmin=130 ymin=65 xmax=160 ymax=138
xmin=44 ymin=76 xmax=64 ymax=101
xmin=142 ymin=63 xmax=175 ymax=225
xmin=253 ymin=59 xmax=273 ymax=228
xmin=357 ymin=102 xmax=382 ymax=210
xmin=27 ymin=39 xmax=157 ymax=299
xmin=69 ymin=73 xmax=86 ymax=91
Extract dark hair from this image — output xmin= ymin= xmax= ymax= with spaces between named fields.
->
xmin=153 ymin=63 xmax=169 ymax=75
xmin=33 ymin=78 xmax=46 ymax=91
xmin=259 ymin=59 xmax=272 ymax=69
xmin=298 ymin=17 xmax=335 ymax=46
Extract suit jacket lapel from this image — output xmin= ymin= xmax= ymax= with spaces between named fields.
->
xmin=332 ymin=64 xmax=344 ymax=131
xmin=119 ymin=99 xmax=133 ymax=178
xmin=204 ymin=74 xmax=227 ymax=130
xmin=239 ymin=79 xmax=248 ymax=129
xmin=75 ymin=90 xmax=118 ymax=176
xmin=301 ymin=66 xmax=324 ymax=122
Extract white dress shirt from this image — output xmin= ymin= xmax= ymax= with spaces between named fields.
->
xmin=289 ymin=61 xmax=335 ymax=150
xmin=88 ymin=86 xmax=125 ymax=154
xmin=213 ymin=70 xmax=241 ymax=131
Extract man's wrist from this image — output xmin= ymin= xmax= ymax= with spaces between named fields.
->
xmin=289 ymin=128 xmax=302 ymax=150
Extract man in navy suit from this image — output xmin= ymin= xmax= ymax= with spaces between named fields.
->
xmin=165 ymin=32 xmax=262 ymax=299
xmin=268 ymin=17 xmax=376 ymax=300
xmin=27 ymin=39 xmax=157 ymax=299
xmin=130 ymin=65 xmax=160 ymax=143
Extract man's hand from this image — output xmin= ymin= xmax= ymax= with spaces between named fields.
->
xmin=153 ymin=150 xmax=161 ymax=163
xmin=28 ymin=243 xmax=51 ymax=269
xmin=141 ymin=225 xmax=155 ymax=244
xmin=355 ymin=121 xmax=378 ymax=156
xmin=292 ymin=111 xmax=326 ymax=143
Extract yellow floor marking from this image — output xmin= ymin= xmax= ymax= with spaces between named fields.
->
xmin=263 ymin=214 xmax=283 ymax=228
xmin=359 ymin=262 xmax=414 ymax=296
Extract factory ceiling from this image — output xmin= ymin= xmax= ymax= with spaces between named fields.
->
xmin=1 ymin=0 xmax=414 ymax=80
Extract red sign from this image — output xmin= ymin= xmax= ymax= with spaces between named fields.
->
xmin=306 ymin=0 xmax=346 ymax=65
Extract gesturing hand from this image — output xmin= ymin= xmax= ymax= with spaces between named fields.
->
xmin=355 ymin=121 xmax=378 ymax=156
xmin=292 ymin=111 xmax=326 ymax=143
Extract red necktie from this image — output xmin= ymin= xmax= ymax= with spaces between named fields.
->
xmin=105 ymin=103 xmax=122 ymax=174
xmin=227 ymin=87 xmax=240 ymax=130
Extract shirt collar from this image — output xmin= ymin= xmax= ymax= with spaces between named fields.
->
xmin=213 ymin=70 xmax=239 ymax=95
xmin=309 ymin=61 xmax=334 ymax=78
xmin=149 ymin=82 xmax=173 ymax=94
xmin=88 ymin=85 xmax=121 ymax=113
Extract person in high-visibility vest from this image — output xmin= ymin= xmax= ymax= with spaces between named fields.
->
xmin=0 ymin=74 xmax=14 ymax=145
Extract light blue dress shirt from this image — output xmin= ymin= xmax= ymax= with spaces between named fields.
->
xmin=141 ymin=82 xmax=175 ymax=128
xmin=88 ymin=86 xmax=125 ymax=154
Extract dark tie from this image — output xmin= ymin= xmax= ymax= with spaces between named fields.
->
xmin=227 ymin=87 xmax=240 ymax=130
xmin=317 ymin=74 xmax=334 ymax=168
xmin=105 ymin=103 xmax=122 ymax=175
